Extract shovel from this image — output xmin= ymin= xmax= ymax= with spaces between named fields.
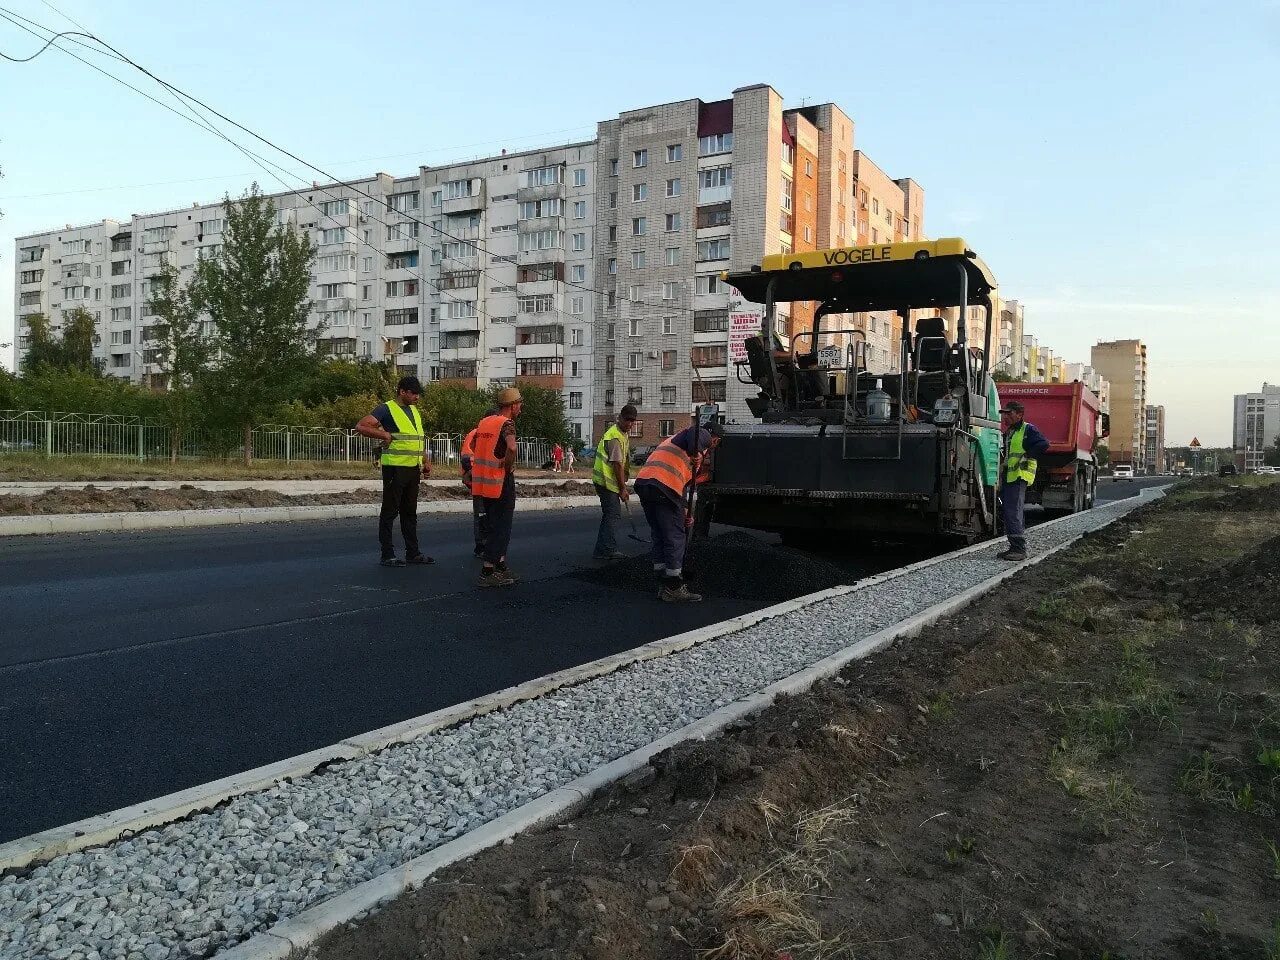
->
xmin=623 ymin=498 xmax=648 ymax=543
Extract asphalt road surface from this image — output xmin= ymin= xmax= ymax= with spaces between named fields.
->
xmin=0 ymin=478 xmax=1166 ymax=843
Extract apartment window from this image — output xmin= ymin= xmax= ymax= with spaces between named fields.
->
xmin=662 ymin=281 xmax=679 ymax=301
xmin=871 ymin=229 xmax=879 ymax=243
xmin=570 ymin=264 xmax=586 ymax=283
xmin=661 ymin=387 xmax=676 ymax=406
xmin=110 ymin=235 xmax=131 ymax=253
xmin=571 ymin=232 xmax=587 ymax=252
xmin=609 ymin=192 xmax=617 ymax=209
xmin=698 ymin=165 xmax=733 ymax=202
xmin=608 ymin=258 xmax=617 ymax=275
xmin=19 ymin=291 xmax=41 ymax=306
xmin=609 ymin=158 xmax=619 ymax=176
xmin=317 ymin=200 xmax=347 ymax=218
xmin=195 ymin=218 xmax=225 ymax=235
xmin=571 ymin=296 xmax=585 ymax=315
xmin=627 ymin=421 xmax=645 ymax=438
xmin=518 ymin=326 xmax=563 ymax=346
xmin=518 ymin=229 xmax=562 ymax=252
xmin=632 ymin=217 xmax=647 ymax=236
xmin=803 ymin=226 xmax=812 ymax=243
xmin=570 ymin=327 xmax=584 ymax=346
xmin=605 ymin=388 xmax=615 ymax=406
xmin=632 ymin=250 xmax=646 ymax=269
xmin=387 ymin=250 xmax=420 ymax=270
xmin=443 ymin=179 xmax=475 ymax=199
xmin=570 ymin=360 xmax=581 ymax=377
xmin=633 ymin=149 xmax=648 ymax=168
xmin=628 ymin=387 xmax=643 ymax=404
xmin=693 ymin=379 xmax=727 ymax=402
xmin=661 ymin=349 xmax=677 ymax=370
xmin=780 ymin=142 xmax=795 ymax=166
xmin=695 ymin=275 xmax=723 ymax=295
xmin=318 ymin=253 xmax=357 ymax=272
xmin=320 ymin=227 xmax=347 ymax=244
xmin=665 ymin=178 xmax=681 ymax=198
xmin=781 ymin=177 xmax=793 ymax=212
xmin=441 ymin=271 xmax=479 ymax=289
xmin=804 ymin=158 xmax=813 ymax=177
xmin=871 ymin=198 xmax=880 ymax=215
xmin=628 ymin=351 xmax=642 ymax=370
xmin=628 ymin=318 xmax=642 ymax=337
xmin=665 ymin=247 xmax=680 ymax=266
xmin=666 ymin=144 xmax=682 ymax=162
xmin=628 ymin=284 xmax=644 ymax=301
xmin=111 ymin=260 xmax=131 ymax=276
xmin=110 ymin=306 xmax=132 ymax=322
xmin=387 ymin=191 xmax=420 ymax=213
xmin=569 ymin=391 xmax=583 ymax=410
xmin=111 ymin=283 xmax=130 ymax=299
xmin=696 ymin=236 xmax=731 ymax=262
xmin=524 ymin=165 xmax=563 ymax=187
xmin=110 ymin=354 xmax=132 ymax=369
xmin=385 ymin=280 xmax=419 ymax=297
xmin=662 ymin=316 xmax=675 ymax=335
xmin=572 ymin=200 xmax=587 ymax=219
xmin=518 ymin=198 xmax=562 ymax=219
xmin=518 ymin=262 xmax=559 ymax=282
xmin=572 ymin=168 xmax=588 ymax=187
xmin=429 ymin=190 xmax=442 ymax=208
xmin=697 ymin=204 xmax=731 ymax=229
xmin=384 ymin=308 xmax=419 ymax=326
xmin=699 ymin=132 xmax=733 ymax=156
xmin=362 ymin=313 xmax=372 ymax=329
xmin=445 ymin=301 xmax=477 ymax=320
xmin=659 ymin=418 xmax=676 ymax=435
xmin=518 ymin=295 xmax=555 ymax=314
xmin=363 ymin=257 xmax=374 ymax=272
xmin=20 ymin=269 xmax=44 ymax=284
xmin=692 ymin=345 xmax=727 ymax=367
xmin=517 ymin=358 xmax=564 ymax=377
xmin=318 ymin=283 xmax=350 ymax=299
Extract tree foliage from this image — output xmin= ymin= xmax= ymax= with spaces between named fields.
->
xmin=147 ymin=260 xmax=213 ymax=459
xmin=1266 ymin=436 xmax=1280 ymax=468
xmin=191 ymin=184 xmax=314 ymax=460
xmin=19 ymin=309 xmax=97 ymax=375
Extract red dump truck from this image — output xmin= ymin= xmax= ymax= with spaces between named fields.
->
xmin=998 ymin=382 xmax=1108 ymax=515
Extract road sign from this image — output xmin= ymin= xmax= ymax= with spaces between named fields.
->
xmin=1190 ymin=437 xmax=1201 ymax=448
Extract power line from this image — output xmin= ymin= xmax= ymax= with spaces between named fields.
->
xmin=0 ymin=5 xmax=708 ymax=323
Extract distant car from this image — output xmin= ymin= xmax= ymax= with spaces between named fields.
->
xmin=630 ymin=444 xmax=657 ymax=466
xmin=1113 ymin=464 xmax=1135 ymax=480
xmin=1218 ymin=463 xmax=1238 ymax=477
xmin=1258 ymin=465 xmax=1279 ymax=476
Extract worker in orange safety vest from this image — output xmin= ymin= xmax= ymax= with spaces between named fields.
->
xmin=469 ymin=388 xmax=522 ymax=587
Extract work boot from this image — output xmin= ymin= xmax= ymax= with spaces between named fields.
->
xmin=406 ymin=554 xmax=435 ymax=565
xmin=379 ymin=556 xmax=406 ymax=567
xmin=996 ymin=549 xmax=1027 ymax=562
xmin=659 ymin=581 xmax=703 ymax=603
xmin=496 ymin=563 xmax=519 ymax=584
xmin=478 ymin=567 xmax=515 ymax=588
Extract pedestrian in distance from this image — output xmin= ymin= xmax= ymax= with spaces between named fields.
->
xmin=997 ymin=399 xmax=1050 ymax=562
xmin=635 ymin=422 xmax=720 ymax=602
xmin=564 ymin=445 xmax=576 ymax=476
xmin=355 ymin=376 xmax=434 ymax=567
xmin=591 ymin=404 xmax=637 ymax=560
xmin=471 ymin=387 xmax=523 ymax=587
xmin=551 ymin=442 xmax=564 ymax=473
xmin=460 ymin=413 xmax=494 ymax=559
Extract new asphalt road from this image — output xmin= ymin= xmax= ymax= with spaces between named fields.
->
xmin=0 ymin=477 xmax=1165 ymax=842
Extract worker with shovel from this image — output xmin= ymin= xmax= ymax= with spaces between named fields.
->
xmin=635 ymin=421 xmax=720 ymax=602
xmin=591 ymin=404 xmax=637 ymax=560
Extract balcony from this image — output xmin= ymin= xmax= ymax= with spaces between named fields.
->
xmin=439 ymin=314 xmax=482 ymax=334
xmin=441 ymin=181 xmax=484 ymax=215
xmin=314 ymin=296 xmax=357 ymax=312
xmin=516 ymin=246 xmax=564 ymax=267
xmin=516 ymin=181 xmax=563 ymax=204
xmin=514 ymin=373 xmax=564 ymax=390
xmin=141 ymin=236 xmax=173 ymax=254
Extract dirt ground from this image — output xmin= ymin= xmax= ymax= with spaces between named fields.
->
xmin=309 ymin=478 xmax=1280 ymax=960
xmin=0 ymin=480 xmax=595 ymax=515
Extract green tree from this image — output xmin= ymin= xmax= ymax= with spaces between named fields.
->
xmin=19 ymin=309 xmax=98 ymax=375
xmin=506 ymin=381 xmax=573 ymax=445
xmin=992 ymin=369 xmax=1025 ymax=384
xmin=1094 ymin=443 xmax=1111 ymax=468
xmin=293 ymin=357 xmax=398 ymax=406
xmin=419 ymin=381 xmax=491 ymax=435
xmin=1266 ymin=436 xmax=1280 ymax=468
xmin=147 ymin=259 xmax=213 ymax=461
xmin=191 ymin=184 xmax=315 ymax=463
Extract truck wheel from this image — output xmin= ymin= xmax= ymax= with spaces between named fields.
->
xmin=1071 ymin=470 xmax=1085 ymax=514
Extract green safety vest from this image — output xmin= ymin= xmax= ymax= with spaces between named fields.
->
xmin=592 ymin=424 xmax=630 ymax=493
xmin=1005 ymin=423 xmax=1037 ymax=485
xmin=381 ymin=400 xmax=425 ymax=468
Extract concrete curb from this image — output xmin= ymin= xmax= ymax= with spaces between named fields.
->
xmin=217 ymin=486 xmax=1163 ymax=958
xmin=0 ymin=496 xmax=600 ymax=538
xmin=0 ymin=488 xmax=1161 ymax=875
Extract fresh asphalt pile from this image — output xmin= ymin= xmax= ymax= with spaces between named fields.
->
xmin=0 ymin=496 xmax=1147 ymax=960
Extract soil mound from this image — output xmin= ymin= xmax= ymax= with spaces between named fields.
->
xmin=1185 ymin=532 xmax=1280 ymax=622
xmin=575 ymin=530 xmax=859 ymax=601
xmin=1168 ymin=480 xmax=1280 ymax=513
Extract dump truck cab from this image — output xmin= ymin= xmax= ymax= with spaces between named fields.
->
xmin=698 ymin=238 xmax=1003 ymax=543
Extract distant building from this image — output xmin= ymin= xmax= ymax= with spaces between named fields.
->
xmin=995 ymin=299 xmax=1025 ymax=379
xmin=1233 ymin=383 xmax=1280 ymax=472
xmin=1144 ymin=405 xmax=1165 ymax=474
xmin=1091 ymin=339 xmax=1148 ymax=470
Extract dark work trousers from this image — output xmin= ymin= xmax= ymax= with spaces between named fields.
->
xmin=477 ymin=472 xmax=516 ymax=566
xmin=638 ymin=483 xmax=687 ymax=577
xmin=379 ymin=464 xmax=421 ymax=559
xmin=999 ymin=479 xmax=1027 ymax=552
xmin=471 ymin=496 xmax=489 ymax=557
xmin=593 ymin=483 xmax=622 ymax=557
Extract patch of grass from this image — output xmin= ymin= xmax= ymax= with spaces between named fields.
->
xmin=945 ymin=833 xmax=975 ymax=866
xmin=1198 ymin=907 xmax=1220 ymax=935
xmin=928 ymin=692 xmax=956 ymax=720
xmin=671 ymin=842 xmax=724 ymax=895
xmin=1179 ymin=751 xmax=1233 ymax=804
xmin=977 ymin=932 xmax=1013 ymax=960
xmin=1265 ymin=839 xmax=1280 ymax=881
xmin=1259 ymin=746 xmax=1280 ymax=780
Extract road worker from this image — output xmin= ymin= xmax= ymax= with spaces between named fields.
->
xmin=634 ymin=422 xmax=720 ymax=602
xmin=998 ymin=399 xmax=1050 ymax=562
xmin=355 ymin=376 xmax=433 ymax=567
xmin=591 ymin=404 xmax=637 ymax=560
xmin=470 ymin=387 xmax=522 ymax=587
xmin=460 ymin=413 xmax=493 ymax=559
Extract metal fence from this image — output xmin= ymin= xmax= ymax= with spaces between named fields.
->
xmin=0 ymin=410 xmax=556 ymax=468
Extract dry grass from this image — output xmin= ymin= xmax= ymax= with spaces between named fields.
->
xmin=671 ymin=842 xmax=725 ymax=896
xmin=700 ymin=801 xmax=858 ymax=960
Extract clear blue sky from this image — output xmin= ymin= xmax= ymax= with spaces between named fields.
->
xmin=3 ymin=0 xmax=1277 ymax=445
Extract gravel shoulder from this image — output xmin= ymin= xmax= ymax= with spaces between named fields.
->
xmin=0 ymin=480 xmax=595 ymax=515
xmin=310 ymin=479 xmax=1280 ymax=960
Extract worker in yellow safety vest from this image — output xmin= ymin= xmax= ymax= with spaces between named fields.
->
xmin=355 ymin=376 xmax=433 ymax=567
xmin=998 ymin=399 xmax=1050 ymax=562
xmin=591 ymin=404 xmax=637 ymax=560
